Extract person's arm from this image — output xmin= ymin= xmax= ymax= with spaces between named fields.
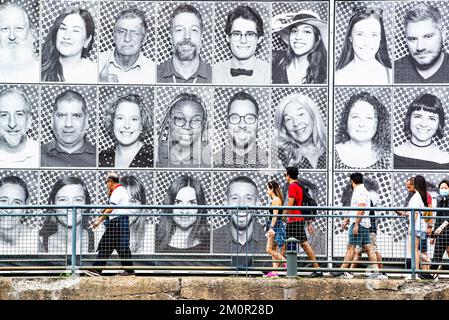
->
xmin=352 ymin=203 xmax=366 ymax=236
xmin=287 ymin=197 xmax=295 ymax=215
xmin=92 ymin=208 xmax=112 ymax=229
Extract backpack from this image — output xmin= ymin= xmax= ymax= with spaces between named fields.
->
xmin=294 ymin=181 xmax=317 ymax=221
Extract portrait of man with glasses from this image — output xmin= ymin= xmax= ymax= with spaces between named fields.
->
xmin=156 ymin=92 xmax=211 ymax=168
xmin=213 ymin=91 xmax=268 ymax=168
xmin=99 ymin=7 xmax=156 ymax=84
xmin=214 ymin=5 xmax=270 ymax=84
xmin=213 ymin=175 xmax=266 ymax=255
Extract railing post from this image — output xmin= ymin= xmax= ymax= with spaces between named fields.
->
xmin=71 ymin=206 xmax=77 ymax=276
xmin=285 ymin=237 xmax=299 ymax=278
xmin=410 ymin=208 xmax=416 ymax=280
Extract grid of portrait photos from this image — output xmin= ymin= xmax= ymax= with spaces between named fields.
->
xmin=1 ymin=0 xmax=449 ymax=268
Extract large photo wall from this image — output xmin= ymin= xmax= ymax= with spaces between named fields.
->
xmin=0 ymin=0 xmax=448 ymax=264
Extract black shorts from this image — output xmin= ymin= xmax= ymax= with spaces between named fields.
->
xmin=286 ymin=221 xmax=308 ymax=244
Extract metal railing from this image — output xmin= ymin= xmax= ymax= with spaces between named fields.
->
xmin=0 ymin=204 xmax=448 ymax=279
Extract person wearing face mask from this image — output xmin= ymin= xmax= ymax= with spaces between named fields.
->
xmin=429 ymin=180 xmax=449 ymax=279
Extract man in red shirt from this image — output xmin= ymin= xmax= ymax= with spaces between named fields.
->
xmin=284 ymin=166 xmax=322 ymax=277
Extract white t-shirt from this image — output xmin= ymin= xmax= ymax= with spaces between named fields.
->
xmin=109 ymin=185 xmax=130 ymax=218
xmin=407 ymin=192 xmax=427 ymax=232
xmin=350 ymin=184 xmax=371 ymax=228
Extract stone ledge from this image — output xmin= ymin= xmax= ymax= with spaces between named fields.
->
xmin=0 ymin=277 xmax=448 ymax=300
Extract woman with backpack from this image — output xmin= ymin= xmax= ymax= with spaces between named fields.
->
xmin=264 ymin=180 xmax=286 ymax=278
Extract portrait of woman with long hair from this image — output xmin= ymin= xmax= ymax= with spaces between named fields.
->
xmin=156 ymin=175 xmax=210 ymax=253
xmin=271 ymin=10 xmax=327 ymax=84
xmin=41 ymin=4 xmax=97 ymax=83
xmin=335 ymin=5 xmax=392 ymax=85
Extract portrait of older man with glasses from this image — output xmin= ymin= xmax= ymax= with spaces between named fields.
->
xmin=213 ymin=91 xmax=268 ymax=168
xmin=99 ymin=7 xmax=155 ymax=84
xmin=213 ymin=175 xmax=266 ymax=255
xmin=214 ymin=5 xmax=270 ymax=85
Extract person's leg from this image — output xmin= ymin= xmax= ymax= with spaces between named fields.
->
xmin=349 ymin=247 xmax=362 ymax=269
xmin=117 ymin=217 xmax=134 ymax=273
xmin=300 ymin=240 xmax=319 ymax=268
xmin=430 ymin=236 xmax=446 ymax=270
xmin=92 ymin=224 xmax=115 ymax=270
xmin=266 ymin=233 xmax=281 ymax=268
xmin=361 ymin=227 xmax=378 ymax=272
xmin=370 ymin=233 xmax=383 ymax=269
xmin=340 ymin=245 xmax=355 ymax=269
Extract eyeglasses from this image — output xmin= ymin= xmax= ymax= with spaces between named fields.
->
xmin=114 ymin=27 xmax=145 ymax=38
xmin=171 ymin=116 xmax=204 ymax=129
xmin=230 ymin=31 xmax=258 ymax=42
xmin=172 ymin=26 xmax=201 ymax=37
xmin=228 ymin=113 xmax=258 ymax=125
xmin=352 ymin=5 xmax=383 ymax=18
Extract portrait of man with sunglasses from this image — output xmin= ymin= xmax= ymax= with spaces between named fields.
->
xmin=213 ymin=91 xmax=268 ymax=168
xmin=214 ymin=5 xmax=270 ymax=84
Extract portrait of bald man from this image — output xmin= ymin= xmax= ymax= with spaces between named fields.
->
xmin=0 ymin=2 xmax=39 ymax=83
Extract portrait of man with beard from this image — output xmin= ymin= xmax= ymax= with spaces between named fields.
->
xmin=157 ymin=4 xmax=212 ymax=84
xmin=213 ymin=175 xmax=266 ymax=255
xmin=394 ymin=3 xmax=449 ymax=83
xmin=213 ymin=91 xmax=268 ymax=168
xmin=0 ymin=2 xmax=39 ymax=83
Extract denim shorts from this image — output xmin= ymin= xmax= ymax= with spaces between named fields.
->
xmin=348 ymin=224 xmax=371 ymax=247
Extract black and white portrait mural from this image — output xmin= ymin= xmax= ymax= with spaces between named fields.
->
xmin=334 ymin=87 xmax=392 ymax=170
xmin=271 ymin=87 xmax=328 ymax=170
xmin=0 ymin=170 xmax=39 ymax=255
xmin=154 ymin=171 xmax=211 ymax=254
xmin=392 ymin=87 xmax=449 ymax=170
xmin=212 ymin=87 xmax=270 ymax=168
xmin=3 ymin=0 xmax=449 ymax=269
xmin=98 ymin=85 xmax=154 ymax=168
xmin=154 ymin=86 xmax=213 ymax=168
xmin=393 ymin=1 xmax=449 ymax=84
xmin=334 ymin=1 xmax=395 ymax=85
xmin=0 ymin=0 xmax=40 ymax=83
xmin=40 ymin=0 xmax=99 ymax=83
xmin=98 ymin=1 xmax=156 ymax=85
xmin=40 ymin=85 xmax=97 ymax=168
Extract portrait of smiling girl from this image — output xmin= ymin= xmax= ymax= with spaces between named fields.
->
xmin=394 ymin=93 xmax=449 ymax=169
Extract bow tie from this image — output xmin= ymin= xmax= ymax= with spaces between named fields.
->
xmin=230 ymin=68 xmax=253 ymax=77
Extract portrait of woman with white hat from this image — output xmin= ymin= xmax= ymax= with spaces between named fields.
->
xmin=271 ymin=10 xmax=328 ymax=84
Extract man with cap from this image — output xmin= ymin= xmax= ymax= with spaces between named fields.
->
xmin=271 ymin=10 xmax=328 ymax=84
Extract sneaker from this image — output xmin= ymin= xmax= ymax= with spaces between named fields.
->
xmin=403 ymin=274 xmax=412 ymax=280
xmin=263 ymin=271 xmax=279 ymax=278
xmin=418 ymin=273 xmax=433 ymax=280
xmin=84 ymin=270 xmax=101 ymax=277
xmin=340 ymin=272 xmax=354 ymax=279
xmin=310 ymin=271 xmax=323 ymax=278
xmin=378 ymin=273 xmax=388 ymax=280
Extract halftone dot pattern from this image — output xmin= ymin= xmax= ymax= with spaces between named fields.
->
xmin=333 ymin=172 xmax=393 ymax=238
xmin=0 ymin=170 xmax=39 ymax=226
xmin=392 ymin=172 xmax=446 ymax=242
xmin=0 ymin=84 xmax=40 ymax=142
xmin=155 ymin=2 xmax=214 ymax=65
xmin=38 ymin=169 xmax=98 ymax=229
xmin=96 ymin=169 xmax=155 ymax=223
xmin=154 ymin=86 xmax=214 ymax=154
xmin=210 ymin=170 xmax=270 ymax=230
xmin=153 ymin=170 xmax=211 ymax=225
xmin=334 ymin=1 xmax=395 ymax=67
xmin=213 ymin=2 xmax=270 ymax=64
xmin=271 ymin=170 xmax=328 ymax=233
xmin=97 ymin=85 xmax=154 ymax=153
xmin=393 ymin=1 xmax=449 ymax=61
xmin=98 ymin=1 xmax=156 ymax=61
xmin=333 ymin=87 xmax=393 ymax=170
xmin=40 ymin=85 xmax=97 ymax=147
xmin=272 ymin=2 xmax=329 ymax=52
xmin=392 ymin=87 xmax=449 ymax=151
xmin=0 ymin=0 xmax=40 ymax=54
xmin=41 ymin=0 xmax=98 ymax=61
xmin=270 ymin=87 xmax=328 ymax=169
xmin=211 ymin=87 xmax=271 ymax=161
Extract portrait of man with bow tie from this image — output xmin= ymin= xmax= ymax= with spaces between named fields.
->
xmin=213 ymin=5 xmax=270 ymax=85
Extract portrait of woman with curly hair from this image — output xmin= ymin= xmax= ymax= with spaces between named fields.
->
xmin=335 ymin=91 xmax=391 ymax=169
